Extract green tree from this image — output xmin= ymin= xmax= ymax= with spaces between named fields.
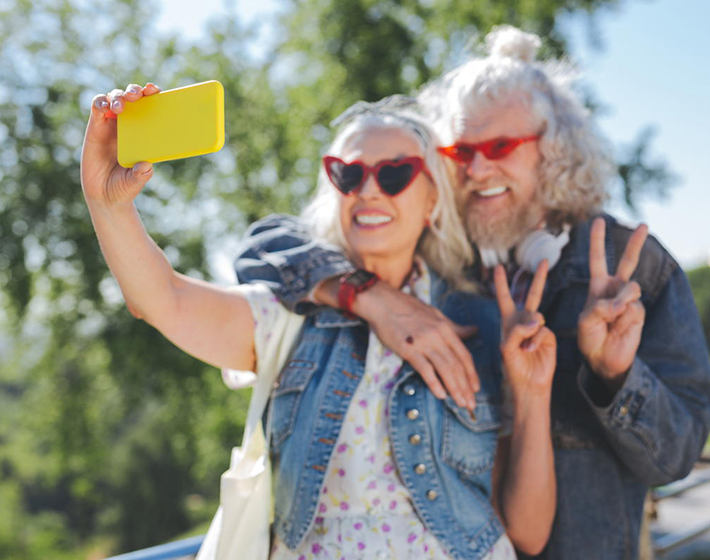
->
xmin=0 ymin=0 xmax=254 ymax=556
xmin=687 ymin=265 xmax=710 ymax=348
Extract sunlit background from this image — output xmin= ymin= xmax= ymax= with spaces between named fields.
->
xmin=155 ymin=0 xmax=710 ymax=273
xmin=1 ymin=1 xmax=709 ymax=559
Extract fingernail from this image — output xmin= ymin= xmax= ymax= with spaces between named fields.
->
xmin=469 ymin=409 xmax=477 ymax=422
xmin=95 ymin=99 xmax=108 ymax=109
xmin=111 ymin=100 xmax=120 ymax=109
xmin=128 ymin=87 xmax=140 ymax=94
xmin=436 ymin=388 xmax=446 ymax=400
xmin=526 ymin=319 xmax=538 ymax=327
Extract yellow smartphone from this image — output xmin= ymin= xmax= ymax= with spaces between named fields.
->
xmin=117 ymin=80 xmax=225 ymax=168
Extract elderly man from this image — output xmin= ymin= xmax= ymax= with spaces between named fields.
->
xmin=233 ymin=26 xmax=710 ymax=560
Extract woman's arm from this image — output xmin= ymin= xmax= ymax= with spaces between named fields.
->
xmin=491 ymin=263 xmax=556 ymax=555
xmin=81 ymin=83 xmax=256 ymax=372
xmin=493 ymin=398 xmax=555 ymax=554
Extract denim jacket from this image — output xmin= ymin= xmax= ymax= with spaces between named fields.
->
xmin=234 ymin=213 xmax=710 ymax=560
xmin=268 ymin=270 xmax=506 ymax=560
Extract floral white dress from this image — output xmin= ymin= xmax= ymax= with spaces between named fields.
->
xmin=226 ymin=263 xmax=517 ymax=560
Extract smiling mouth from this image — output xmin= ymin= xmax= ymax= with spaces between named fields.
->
xmin=475 ymin=186 xmax=509 ymax=198
xmin=354 ymin=214 xmax=393 ymax=225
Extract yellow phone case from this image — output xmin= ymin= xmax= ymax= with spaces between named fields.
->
xmin=117 ymin=80 xmax=225 ymax=168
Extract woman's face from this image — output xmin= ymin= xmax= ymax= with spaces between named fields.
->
xmin=335 ymin=126 xmax=437 ymax=269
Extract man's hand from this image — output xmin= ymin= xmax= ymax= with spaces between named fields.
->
xmin=578 ymin=217 xmax=649 ymax=393
xmin=352 ymin=282 xmax=480 ymax=411
xmin=494 ymin=261 xmax=556 ymax=401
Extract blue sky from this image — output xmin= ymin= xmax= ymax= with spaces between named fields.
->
xmin=154 ymin=0 xmax=710 ymax=271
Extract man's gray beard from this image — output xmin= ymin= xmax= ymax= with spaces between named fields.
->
xmin=459 ymin=185 xmax=545 ymax=255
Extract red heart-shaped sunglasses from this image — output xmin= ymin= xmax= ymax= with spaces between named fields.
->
xmin=323 ymin=155 xmax=431 ymax=197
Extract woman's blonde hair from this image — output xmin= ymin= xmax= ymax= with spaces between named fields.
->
xmin=301 ymin=100 xmax=475 ymax=290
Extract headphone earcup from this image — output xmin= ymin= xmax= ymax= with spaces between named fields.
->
xmin=515 ymin=228 xmax=570 ymax=272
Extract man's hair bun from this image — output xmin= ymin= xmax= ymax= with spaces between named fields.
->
xmin=485 ymin=25 xmax=541 ymax=63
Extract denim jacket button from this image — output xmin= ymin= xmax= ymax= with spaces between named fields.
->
xmin=402 ymin=384 xmax=416 ymax=396
xmin=409 ymin=434 xmax=422 ymax=445
xmin=426 ymin=490 xmax=438 ymax=500
xmin=620 ymin=405 xmax=629 ymax=416
xmin=414 ymin=463 xmax=427 ymax=475
xmin=406 ymin=408 xmax=420 ymax=420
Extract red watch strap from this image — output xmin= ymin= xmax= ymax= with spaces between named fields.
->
xmin=338 ymin=280 xmax=356 ymax=316
xmin=338 ymin=270 xmax=378 ymax=317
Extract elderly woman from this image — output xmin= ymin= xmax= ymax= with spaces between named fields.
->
xmin=81 ymin=84 xmax=555 ymax=559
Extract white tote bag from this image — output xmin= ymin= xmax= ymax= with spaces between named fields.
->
xmin=197 ymin=305 xmax=305 ymax=560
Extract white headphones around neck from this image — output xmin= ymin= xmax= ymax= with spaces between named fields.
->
xmin=479 ymin=225 xmax=571 ymax=272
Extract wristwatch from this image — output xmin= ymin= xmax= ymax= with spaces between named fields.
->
xmin=338 ymin=269 xmax=379 ymax=317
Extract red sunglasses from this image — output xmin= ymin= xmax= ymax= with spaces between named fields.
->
xmin=437 ymin=135 xmax=540 ymax=164
xmin=323 ymin=155 xmax=430 ymax=196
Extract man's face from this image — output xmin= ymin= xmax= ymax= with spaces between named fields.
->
xmin=450 ymin=96 xmax=545 ymax=252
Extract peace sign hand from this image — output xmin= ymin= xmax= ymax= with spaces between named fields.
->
xmin=578 ymin=217 xmax=648 ymax=392
xmin=494 ymin=261 xmax=556 ymax=400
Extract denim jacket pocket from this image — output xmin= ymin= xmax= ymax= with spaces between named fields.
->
xmin=271 ymin=359 xmax=317 ymax=449
xmin=441 ymin=398 xmax=502 ymax=477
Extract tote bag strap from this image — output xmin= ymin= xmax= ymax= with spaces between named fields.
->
xmin=241 ymin=310 xmax=305 ymax=455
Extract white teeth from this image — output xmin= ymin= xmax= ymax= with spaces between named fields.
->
xmin=478 ymin=186 xmax=508 ymax=197
xmin=355 ymin=214 xmax=392 ymax=225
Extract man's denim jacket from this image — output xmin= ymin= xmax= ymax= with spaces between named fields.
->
xmin=268 ymin=269 xmax=505 ymax=560
xmin=234 ymin=213 xmax=710 ymax=560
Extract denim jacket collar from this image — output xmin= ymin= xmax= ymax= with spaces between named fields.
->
xmin=541 ymin=213 xmax=616 ymax=311
xmin=313 ymin=308 xmax=363 ymax=328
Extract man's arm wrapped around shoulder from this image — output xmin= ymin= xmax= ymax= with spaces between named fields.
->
xmin=233 ymin=214 xmax=355 ymax=314
xmin=579 ymin=227 xmax=710 ymax=486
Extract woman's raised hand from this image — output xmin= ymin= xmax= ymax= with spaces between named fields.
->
xmin=494 ymin=261 xmax=556 ymax=399
xmin=80 ymin=83 xmax=160 ymax=208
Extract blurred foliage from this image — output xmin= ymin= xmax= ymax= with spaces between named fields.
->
xmin=617 ymin=126 xmax=679 ymax=214
xmin=688 ymin=266 xmax=710 ymax=348
xmin=0 ymin=0 xmax=690 ymax=557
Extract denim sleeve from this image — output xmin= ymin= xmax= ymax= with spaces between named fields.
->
xmin=578 ymin=265 xmax=710 ymax=486
xmin=233 ymin=214 xmax=355 ymax=314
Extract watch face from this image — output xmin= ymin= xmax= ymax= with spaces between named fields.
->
xmin=346 ymin=269 xmax=377 ymax=287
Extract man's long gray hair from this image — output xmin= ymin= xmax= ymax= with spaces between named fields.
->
xmin=419 ymin=25 xmax=615 ymax=229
